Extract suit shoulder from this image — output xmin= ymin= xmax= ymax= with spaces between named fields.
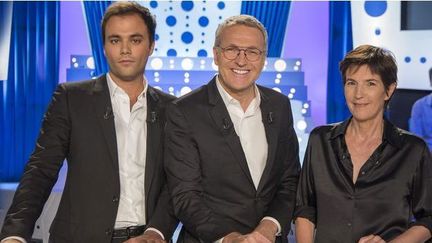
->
xmin=59 ymin=79 xmax=96 ymax=93
xmin=172 ymin=85 xmax=207 ymax=106
xmin=258 ymin=85 xmax=289 ymax=101
xmin=149 ymin=86 xmax=176 ymax=103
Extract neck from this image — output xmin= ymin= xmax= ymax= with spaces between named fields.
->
xmin=110 ymin=73 xmax=145 ymax=100
xmin=347 ymin=117 xmax=384 ymax=141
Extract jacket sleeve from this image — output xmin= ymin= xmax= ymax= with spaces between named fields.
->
xmin=0 ymin=84 xmax=70 ymax=242
xmin=164 ymin=102 xmax=233 ymax=242
xmin=262 ymin=97 xmax=301 ymax=237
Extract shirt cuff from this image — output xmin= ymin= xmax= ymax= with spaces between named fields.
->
xmin=1 ymin=236 xmax=27 ymax=243
xmin=144 ymin=227 xmax=165 ymax=240
xmin=214 ymin=238 xmax=224 ymax=243
xmin=262 ymin=216 xmax=282 ymax=236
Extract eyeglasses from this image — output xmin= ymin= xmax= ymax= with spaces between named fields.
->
xmin=217 ymin=46 xmax=264 ymax=62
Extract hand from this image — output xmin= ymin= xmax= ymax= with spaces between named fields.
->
xmin=239 ymin=231 xmax=272 ymax=243
xmin=222 ymin=232 xmax=247 ymax=243
xmin=358 ymin=235 xmax=386 ymax=243
xmin=2 ymin=240 xmax=22 ymax=243
xmin=123 ymin=230 xmax=166 ymax=243
xmin=252 ymin=219 xmax=277 ymax=243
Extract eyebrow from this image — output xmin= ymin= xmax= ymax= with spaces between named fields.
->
xmin=107 ymin=33 xmax=144 ymax=39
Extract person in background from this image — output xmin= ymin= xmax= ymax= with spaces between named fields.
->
xmin=410 ymin=67 xmax=432 ymax=151
xmin=0 ymin=2 xmax=178 ymax=243
xmin=295 ymin=45 xmax=431 ymax=243
xmin=164 ymin=15 xmax=300 ymax=243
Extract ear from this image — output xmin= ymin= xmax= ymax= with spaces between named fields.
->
xmin=149 ymin=41 xmax=155 ymax=56
xmin=385 ymin=82 xmax=397 ymax=101
xmin=213 ymin=47 xmax=219 ymax=66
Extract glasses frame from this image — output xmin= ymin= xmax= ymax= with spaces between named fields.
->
xmin=216 ymin=46 xmax=264 ymax=62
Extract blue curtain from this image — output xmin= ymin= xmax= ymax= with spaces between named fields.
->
xmin=326 ymin=1 xmax=353 ymax=123
xmin=82 ymin=1 xmax=111 ymax=76
xmin=241 ymin=1 xmax=291 ymax=57
xmin=0 ymin=2 xmax=60 ymax=182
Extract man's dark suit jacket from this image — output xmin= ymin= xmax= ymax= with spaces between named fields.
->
xmin=0 ymin=75 xmax=178 ymax=242
xmin=164 ymin=78 xmax=300 ymax=243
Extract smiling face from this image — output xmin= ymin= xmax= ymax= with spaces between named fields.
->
xmin=213 ymin=24 xmax=265 ymax=99
xmin=104 ymin=13 xmax=154 ymax=84
xmin=344 ymin=65 xmax=396 ymax=123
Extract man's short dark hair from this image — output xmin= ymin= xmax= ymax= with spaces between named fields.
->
xmin=101 ymin=1 xmax=156 ymax=45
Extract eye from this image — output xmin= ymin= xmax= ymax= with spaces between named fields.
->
xmin=109 ymin=39 xmax=119 ymax=44
xmin=131 ymin=38 xmax=142 ymax=44
xmin=345 ymin=80 xmax=356 ymax=86
xmin=246 ymin=48 xmax=261 ymax=56
xmin=367 ymin=81 xmax=377 ymax=86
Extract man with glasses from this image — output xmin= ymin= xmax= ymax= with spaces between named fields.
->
xmin=164 ymin=15 xmax=300 ymax=243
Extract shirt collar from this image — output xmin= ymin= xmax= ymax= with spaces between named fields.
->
xmin=215 ymin=75 xmax=261 ymax=110
xmin=106 ymin=73 xmax=148 ymax=100
xmin=329 ymin=117 xmax=403 ymax=149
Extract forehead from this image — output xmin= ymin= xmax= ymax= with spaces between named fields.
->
xmin=105 ymin=14 xmax=148 ymax=33
xmin=219 ymin=24 xmax=265 ymax=47
xmin=346 ymin=64 xmax=382 ymax=80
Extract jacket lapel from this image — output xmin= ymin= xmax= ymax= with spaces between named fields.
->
xmin=144 ymin=87 xmax=162 ymax=206
xmin=92 ymin=75 xmax=119 ymax=172
xmin=257 ymin=87 xmax=279 ymax=193
xmin=207 ymin=78 xmax=255 ymax=187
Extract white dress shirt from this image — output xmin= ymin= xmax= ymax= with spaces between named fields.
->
xmin=215 ymin=77 xmax=281 ymax=242
xmin=107 ymin=73 xmax=148 ymax=228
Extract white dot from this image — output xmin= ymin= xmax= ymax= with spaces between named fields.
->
xmin=151 ymin=58 xmax=163 ymax=70
xmin=303 ymin=103 xmax=309 ymax=109
xmin=297 ymin=120 xmax=307 ymax=131
xmin=301 ymin=109 xmax=307 ymax=114
xmin=73 ymin=63 xmax=79 ymax=68
xmin=296 ymin=60 xmax=301 ymax=66
xmin=200 ymin=60 xmax=206 ymax=65
xmin=180 ymin=86 xmax=192 ymax=96
xmin=168 ymin=87 xmax=174 ymax=92
xmin=170 ymin=64 xmax=174 ymax=69
xmin=274 ymin=59 xmax=287 ymax=72
xmin=276 ymin=73 xmax=282 ymax=79
xmin=170 ymin=59 xmax=174 ymax=64
xmin=154 ymin=78 xmax=160 ymax=82
xmin=288 ymin=93 xmax=293 ymax=99
xmin=274 ymin=79 xmax=280 ymax=84
xmin=184 ymin=78 xmax=190 ymax=83
xmin=86 ymin=57 xmax=95 ymax=69
xmin=294 ymin=66 xmax=299 ymax=71
xmin=184 ymin=72 xmax=190 ymax=78
xmin=272 ymin=87 xmax=282 ymax=93
xmin=72 ymin=57 xmax=77 ymax=63
xmin=154 ymin=72 xmax=159 ymax=77
xmin=290 ymin=88 xmax=296 ymax=93
xmin=181 ymin=58 xmax=194 ymax=70
xmin=200 ymin=65 xmax=205 ymax=69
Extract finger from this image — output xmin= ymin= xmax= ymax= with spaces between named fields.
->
xmin=358 ymin=235 xmax=375 ymax=243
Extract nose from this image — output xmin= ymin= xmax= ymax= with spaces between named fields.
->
xmin=354 ymin=84 xmax=364 ymax=99
xmin=235 ymin=50 xmax=247 ymax=66
xmin=120 ymin=42 xmax=131 ymax=55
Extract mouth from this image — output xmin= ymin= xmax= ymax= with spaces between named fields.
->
xmin=119 ymin=60 xmax=134 ymax=64
xmin=232 ymin=69 xmax=250 ymax=75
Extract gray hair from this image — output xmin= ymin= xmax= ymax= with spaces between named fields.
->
xmin=214 ymin=15 xmax=268 ymax=53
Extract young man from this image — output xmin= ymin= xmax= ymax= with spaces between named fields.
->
xmin=164 ymin=15 xmax=300 ymax=243
xmin=0 ymin=2 xmax=177 ymax=243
